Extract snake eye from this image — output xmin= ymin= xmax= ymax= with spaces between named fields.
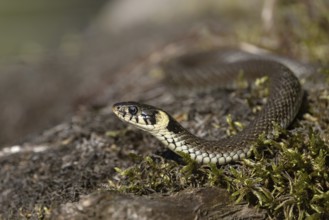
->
xmin=128 ymin=106 xmax=138 ymax=115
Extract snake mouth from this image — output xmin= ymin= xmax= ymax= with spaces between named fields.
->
xmin=112 ymin=104 xmax=126 ymax=119
xmin=112 ymin=102 xmax=138 ymax=122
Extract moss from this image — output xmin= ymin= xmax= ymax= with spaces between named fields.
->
xmin=110 ymin=123 xmax=328 ymax=219
xmin=227 ymin=127 xmax=328 ymax=219
xmin=109 ymin=155 xmax=207 ymax=195
xmin=19 ymin=205 xmax=51 ymax=219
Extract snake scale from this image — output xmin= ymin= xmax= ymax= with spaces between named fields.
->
xmin=112 ymin=49 xmax=307 ymax=165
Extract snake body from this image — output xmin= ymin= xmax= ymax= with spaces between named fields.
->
xmin=112 ymin=50 xmax=305 ymax=165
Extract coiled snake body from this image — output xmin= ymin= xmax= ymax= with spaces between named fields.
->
xmin=113 ymin=50 xmax=307 ymax=165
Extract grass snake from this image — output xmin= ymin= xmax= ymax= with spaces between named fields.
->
xmin=112 ymin=49 xmax=308 ymax=165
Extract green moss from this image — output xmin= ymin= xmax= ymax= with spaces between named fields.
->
xmin=18 ymin=205 xmax=51 ymax=219
xmin=109 ymin=154 xmax=208 ymax=195
xmin=110 ymin=124 xmax=328 ymax=219
xmin=227 ymin=127 xmax=328 ymax=219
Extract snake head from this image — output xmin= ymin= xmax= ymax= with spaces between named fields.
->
xmin=112 ymin=101 xmax=170 ymax=131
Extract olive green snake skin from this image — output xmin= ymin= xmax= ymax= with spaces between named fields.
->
xmin=113 ymin=49 xmax=310 ymax=165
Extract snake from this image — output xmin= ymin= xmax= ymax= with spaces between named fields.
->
xmin=112 ymin=49 xmax=308 ymax=165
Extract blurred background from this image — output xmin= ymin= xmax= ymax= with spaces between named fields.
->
xmin=0 ymin=0 xmax=328 ymax=147
xmin=0 ymin=1 xmax=107 ymax=61
xmin=0 ymin=0 xmax=108 ymax=146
